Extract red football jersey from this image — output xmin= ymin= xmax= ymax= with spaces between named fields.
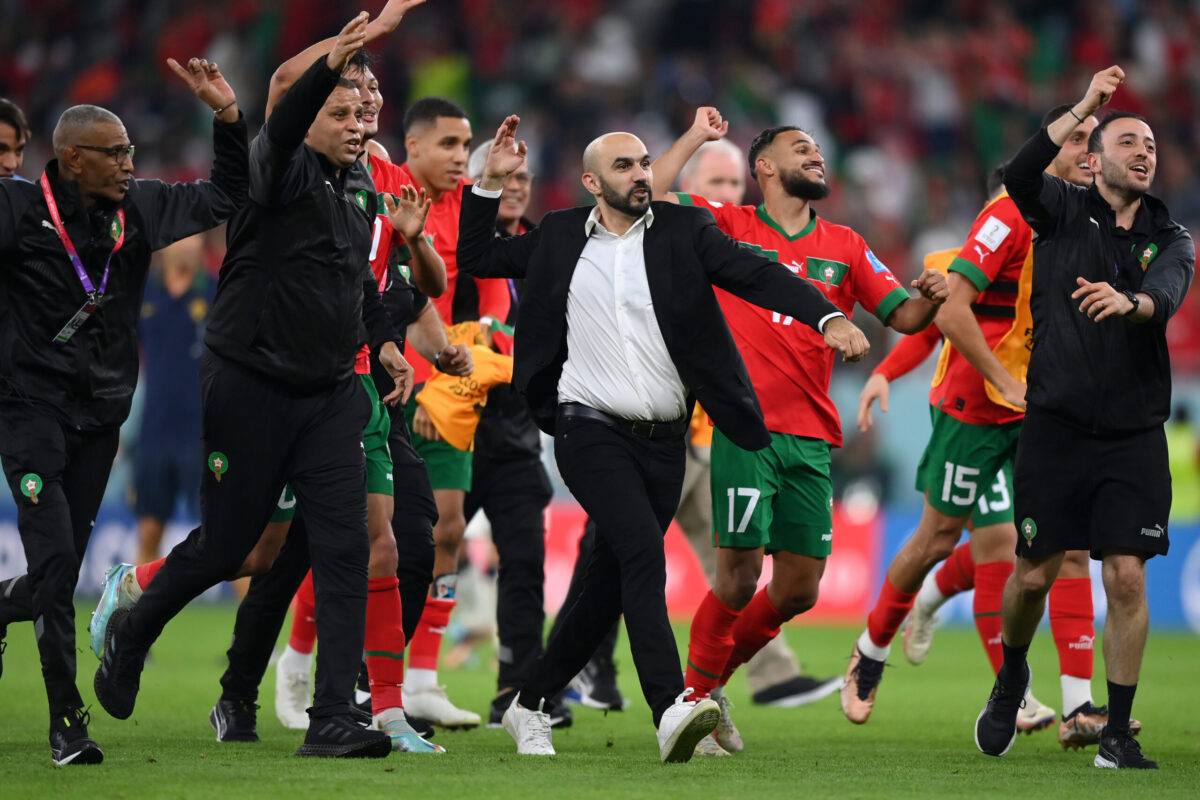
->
xmin=927 ymin=194 xmax=1031 ymax=426
xmin=678 ymin=193 xmax=910 ymax=446
xmin=353 ymin=152 xmax=407 ymax=375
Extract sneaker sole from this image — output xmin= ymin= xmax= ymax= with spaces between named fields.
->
xmin=761 ymin=677 xmax=845 ymax=708
xmin=1094 ymin=752 xmax=1118 ymax=769
xmin=661 ymin=705 xmax=720 ymax=764
xmin=974 ymin=707 xmax=1018 ymax=758
xmin=295 ymin=738 xmax=392 ymax=758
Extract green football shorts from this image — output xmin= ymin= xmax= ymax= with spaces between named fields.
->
xmin=710 ymin=427 xmax=833 ymax=557
xmin=361 ymin=374 xmax=394 ymax=496
xmin=404 ymin=395 xmax=472 ymax=492
xmin=916 ymin=405 xmax=1020 ymax=520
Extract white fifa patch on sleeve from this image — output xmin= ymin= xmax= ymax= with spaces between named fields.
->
xmin=974 ymin=215 xmax=1011 ymax=252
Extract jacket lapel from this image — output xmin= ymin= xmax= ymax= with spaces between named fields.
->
xmin=642 ymin=211 xmax=675 ymax=351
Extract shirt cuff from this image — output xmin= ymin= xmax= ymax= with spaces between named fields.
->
xmin=817 ymin=312 xmax=845 ymax=333
xmin=472 ymin=183 xmax=504 ymax=199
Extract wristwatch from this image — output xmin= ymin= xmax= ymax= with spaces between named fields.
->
xmin=1121 ymin=290 xmax=1140 ymax=316
xmin=432 ymin=350 xmax=443 ymax=371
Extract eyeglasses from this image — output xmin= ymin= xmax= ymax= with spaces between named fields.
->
xmin=75 ymin=144 xmax=136 ymax=163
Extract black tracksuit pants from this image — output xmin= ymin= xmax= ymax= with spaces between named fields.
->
xmin=218 ymin=398 xmax=438 ymax=703
xmin=521 ymin=413 xmax=685 ymax=726
xmin=0 ymin=402 xmax=118 ymax=714
xmin=464 ymin=452 xmax=551 ymax=694
xmin=122 ymin=353 xmax=371 ymax=719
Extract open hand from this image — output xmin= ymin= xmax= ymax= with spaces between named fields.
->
xmin=857 ymin=373 xmax=890 ymax=432
xmin=378 ymin=341 xmax=413 ymax=405
xmin=327 ymin=12 xmax=370 ymax=73
xmin=823 ymin=316 xmax=870 ymax=362
xmin=481 ymin=115 xmax=527 ymax=190
xmin=384 ymin=185 xmax=432 ymax=241
xmin=167 ymin=58 xmax=236 ymax=115
xmin=911 ymin=269 xmax=949 ymax=304
xmin=374 ymin=0 xmax=428 ymax=32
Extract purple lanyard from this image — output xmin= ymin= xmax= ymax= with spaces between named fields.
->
xmin=39 ymin=171 xmax=125 ymax=297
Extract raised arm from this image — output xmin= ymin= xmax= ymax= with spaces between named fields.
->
xmin=457 ymin=115 xmax=539 ymax=279
xmin=134 ymin=57 xmax=248 ymax=251
xmin=250 ymin=15 xmax=366 ymax=205
xmin=650 ymin=107 xmax=728 ymax=201
xmin=265 ymin=0 xmax=426 ymax=117
xmin=693 ymin=214 xmax=869 ymax=361
xmin=384 ymin=184 xmax=447 ymax=297
xmin=1003 ymin=66 xmax=1123 ymax=236
xmin=883 ymin=269 xmax=948 ymax=333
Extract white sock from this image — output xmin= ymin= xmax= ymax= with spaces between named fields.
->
xmin=1061 ymin=675 xmax=1093 ymax=716
xmin=405 ymin=667 xmax=438 ymax=692
xmin=856 ymin=629 xmax=890 ymax=662
xmin=278 ymin=644 xmax=313 ymax=674
xmin=915 ymin=569 xmax=947 ymax=613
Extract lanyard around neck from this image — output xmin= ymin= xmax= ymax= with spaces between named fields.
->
xmin=39 ymin=171 xmax=126 ymax=297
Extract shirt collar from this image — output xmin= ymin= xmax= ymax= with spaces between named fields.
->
xmin=584 ymin=204 xmax=654 ymax=237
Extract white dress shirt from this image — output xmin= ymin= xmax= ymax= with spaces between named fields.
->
xmin=552 ymin=206 xmax=688 ymax=421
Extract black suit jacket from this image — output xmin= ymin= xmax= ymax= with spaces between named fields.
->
xmin=457 ymin=188 xmax=846 ymax=451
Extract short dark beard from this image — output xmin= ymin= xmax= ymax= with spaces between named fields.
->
xmin=599 ymin=177 xmax=651 ymax=217
xmin=780 ymin=167 xmax=830 ymax=201
xmin=1099 ymin=154 xmax=1148 ymax=201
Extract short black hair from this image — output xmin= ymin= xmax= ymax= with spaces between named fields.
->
xmin=0 ymin=98 xmax=30 ymax=142
xmin=1088 ymin=111 xmax=1151 ymax=154
xmin=747 ymin=125 xmax=801 ymax=179
xmin=346 ymin=48 xmax=374 ymax=75
xmin=403 ymin=97 xmax=467 ymax=135
xmin=335 ymin=76 xmax=358 ymax=91
xmin=1040 ymin=103 xmax=1075 ymax=130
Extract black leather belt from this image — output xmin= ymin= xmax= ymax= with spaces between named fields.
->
xmin=558 ymin=402 xmax=687 ymax=440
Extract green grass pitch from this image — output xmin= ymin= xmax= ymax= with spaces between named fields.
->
xmin=1 ymin=604 xmax=1197 ymax=798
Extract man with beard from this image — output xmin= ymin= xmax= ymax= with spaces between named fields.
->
xmin=650 ymin=109 xmax=949 ymax=755
xmin=974 ymin=66 xmax=1193 ymax=770
xmin=460 ymin=116 xmax=870 ymax=762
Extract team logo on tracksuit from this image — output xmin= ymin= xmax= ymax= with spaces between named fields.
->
xmin=1021 ymin=517 xmax=1037 ymax=544
xmin=207 ymin=451 xmax=230 ymax=482
xmin=19 ymin=473 xmax=43 ymax=504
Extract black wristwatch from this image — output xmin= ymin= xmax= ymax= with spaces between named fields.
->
xmin=1121 ymin=289 xmax=1140 ymax=316
xmin=432 ymin=350 xmax=443 ymax=371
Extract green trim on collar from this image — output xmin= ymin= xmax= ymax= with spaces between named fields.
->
xmin=756 ymin=205 xmax=817 ymax=240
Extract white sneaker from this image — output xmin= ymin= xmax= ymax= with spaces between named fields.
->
xmin=502 ymin=693 xmax=555 ymax=756
xmin=710 ymin=689 xmax=744 ymax=753
xmin=657 ymin=689 xmax=720 ymax=764
xmin=902 ymin=603 xmax=939 ymax=666
xmin=373 ymin=707 xmax=445 ymax=753
xmin=402 ymin=684 xmax=481 ymax=729
xmin=274 ymin=651 xmax=311 ymax=730
xmin=1017 ymin=688 xmax=1057 ymax=734
xmin=693 ymin=733 xmax=731 ymax=757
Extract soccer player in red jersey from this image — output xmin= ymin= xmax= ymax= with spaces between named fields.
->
xmin=652 ymin=108 xmax=948 ymax=754
xmin=843 ymin=106 xmax=1131 ymax=748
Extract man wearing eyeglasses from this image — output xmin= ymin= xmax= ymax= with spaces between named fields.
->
xmin=0 ymin=57 xmax=247 ymax=767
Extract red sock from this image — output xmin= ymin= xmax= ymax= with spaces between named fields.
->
xmin=935 ymin=541 xmax=976 ymax=597
xmin=407 ymin=596 xmax=454 ymax=671
xmin=684 ymin=591 xmax=741 ymax=698
xmin=721 ymin=588 xmax=790 ymax=684
xmin=865 ymin=577 xmax=918 ymax=649
xmin=365 ymin=576 xmax=405 ymax=712
xmin=135 ymin=557 xmax=166 ymax=590
xmin=288 ymin=570 xmax=317 ymax=655
xmin=1049 ymin=577 xmax=1095 ymax=679
xmin=973 ymin=561 xmax=1013 ymax=674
